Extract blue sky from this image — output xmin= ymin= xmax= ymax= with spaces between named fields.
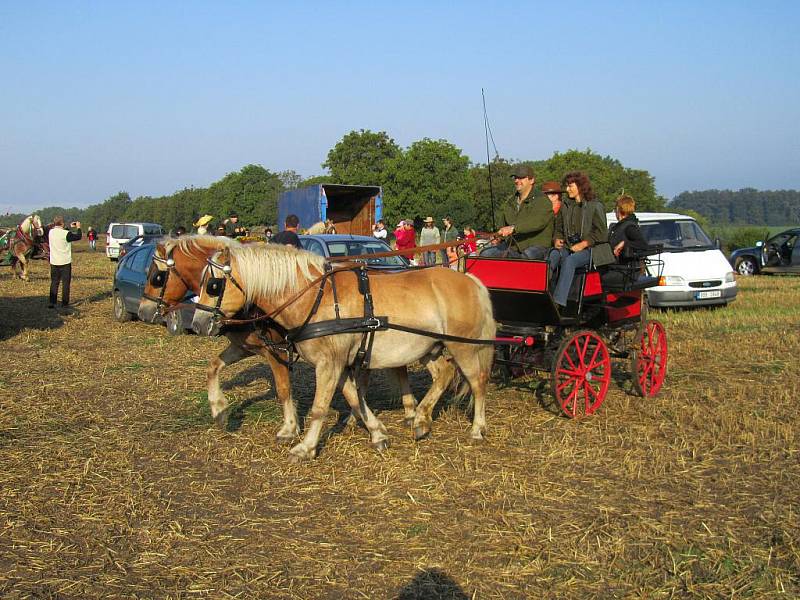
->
xmin=1 ymin=0 xmax=798 ymax=213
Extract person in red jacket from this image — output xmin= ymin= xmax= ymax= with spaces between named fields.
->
xmin=394 ymin=220 xmax=417 ymax=263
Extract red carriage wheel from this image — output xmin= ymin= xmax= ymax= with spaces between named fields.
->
xmin=631 ymin=320 xmax=668 ymax=397
xmin=551 ymin=330 xmax=611 ymax=418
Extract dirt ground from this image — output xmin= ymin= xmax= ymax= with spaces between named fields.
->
xmin=1 ymin=242 xmax=798 ymax=599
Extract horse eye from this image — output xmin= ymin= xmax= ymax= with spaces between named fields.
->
xmin=150 ymin=271 xmax=166 ymax=288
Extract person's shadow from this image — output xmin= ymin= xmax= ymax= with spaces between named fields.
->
xmin=0 ymin=296 xmax=66 ymax=341
xmin=395 ymin=569 xmax=469 ymax=600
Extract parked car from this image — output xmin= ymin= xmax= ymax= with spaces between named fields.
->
xmin=298 ymin=234 xmax=410 ymax=269
xmin=118 ymin=233 xmax=167 ymax=259
xmin=729 ymin=228 xmax=800 ymax=276
xmin=106 ymin=222 xmax=164 ymax=260
xmin=112 ymin=243 xmax=196 ymax=335
xmin=607 ymin=212 xmax=737 ymax=308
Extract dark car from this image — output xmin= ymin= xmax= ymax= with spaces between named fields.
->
xmin=298 ymin=234 xmax=410 ymax=269
xmin=112 ymin=243 xmax=196 ymax=335
xmin=729 ymin=228 xmax=800 ymax=275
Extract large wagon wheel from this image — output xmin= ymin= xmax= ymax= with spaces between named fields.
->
xmin=630 ymin=320 xmax=668 ymax=397
xmin=551 ymin=330 xmax=611 ymax=418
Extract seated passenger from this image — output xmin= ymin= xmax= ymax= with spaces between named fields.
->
xmin=609 ymin=195 xmax=648 ymax=263
xmin=548 ymin=171 xmax=608 ymax=308
xmin=480 ymin=165 xmax=554 ymax=260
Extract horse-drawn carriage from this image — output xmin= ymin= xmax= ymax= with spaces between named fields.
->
xmin=141 ymin=235 xmax=668 ymax=460
xmin=465 ymin=249 xmax=668 ymax=418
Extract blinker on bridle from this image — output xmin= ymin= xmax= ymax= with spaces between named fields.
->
xmin=193 ymin=255 xmax=244 ymax=320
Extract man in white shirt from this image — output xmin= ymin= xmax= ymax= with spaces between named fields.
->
xmin=372 ymin=219 xmax=387 ymax=240
xmin=48 ymin=216 xmax=82 ymax=309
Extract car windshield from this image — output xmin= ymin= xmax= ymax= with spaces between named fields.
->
xmin=325 ymin=240 xmax=408 ymax=267
xmin=111 ymin=224 xmax=139 ymax=239
xmin=640 ymin=220 xmax=715 ymax=250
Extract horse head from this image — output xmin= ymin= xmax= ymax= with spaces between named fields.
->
xmin=31 ymin=215 xmax=43 ymax=236
xmin=138 ymin=234 xmax=239 ymax=324
xmin=191 ymin=246 xmax=247 ymax=335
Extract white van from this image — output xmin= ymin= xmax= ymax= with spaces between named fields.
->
xmin=606 ymin=212 xmax=737 ymax=308
xmin=106 ymin=222 xmax=165 ymax=260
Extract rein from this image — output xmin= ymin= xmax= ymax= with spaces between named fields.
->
xmin=204 ymin=254 xmax=497 ymax=346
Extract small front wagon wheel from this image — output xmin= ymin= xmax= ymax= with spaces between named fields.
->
xmin=631 ymin=320 xmax=668 ymax=397
xmin=551 ymin=330 xmax=611 ymax=418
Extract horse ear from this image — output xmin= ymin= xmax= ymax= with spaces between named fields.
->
xmin=220 ymin=247 xmax=231 ymax=262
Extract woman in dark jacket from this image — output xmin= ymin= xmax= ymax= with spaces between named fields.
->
xmin=609 ymin=195 xmax=648 ymax=262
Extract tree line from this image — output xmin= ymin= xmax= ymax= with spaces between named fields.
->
xmin=671 ymin=188 xmax=800 ymax=226
xmin=2 ymin=130 xmax=671 ymax=232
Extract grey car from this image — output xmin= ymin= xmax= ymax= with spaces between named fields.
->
xmin=298 ymin=234 xmax=409 ymax=269
xmin=112 ymin=243 xmax=197 ymax=335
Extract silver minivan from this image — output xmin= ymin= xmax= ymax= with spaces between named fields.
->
xmin=106 ymin=222 xmax=164 ymax=260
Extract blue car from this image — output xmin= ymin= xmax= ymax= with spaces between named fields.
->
xmin=112 ymin=243 xmax=197 ymax=335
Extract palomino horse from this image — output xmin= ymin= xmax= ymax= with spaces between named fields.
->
xmin=192 ymin=243 xmax=496 ymax=462
xmin=137 ymin=235 xmax=421 ymax=442
xmin=5 ymin=215 xmax=45 ymax=280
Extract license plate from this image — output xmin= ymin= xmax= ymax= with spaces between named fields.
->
xmin=696 ymin=290 xmax=721 ymax=299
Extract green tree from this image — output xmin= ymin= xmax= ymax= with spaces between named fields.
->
xmin=323 ymin=129 xmax=401 ymax=185
xmin=469 ymin=157 xmax=520 ymax=230
xmin=383 ymin=138 xmax=473 ymax=227
xmin=203 ymin=164 xmax=284 ymax=227
xmin=533 ymin=149 xmax=665 ymax=212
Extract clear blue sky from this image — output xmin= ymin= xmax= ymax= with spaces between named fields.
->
xmin=1 ymin=0 xmax=799 ymax=213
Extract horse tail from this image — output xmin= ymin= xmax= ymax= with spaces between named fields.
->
xmin=446 ymin=274 xmax=496 ymax=411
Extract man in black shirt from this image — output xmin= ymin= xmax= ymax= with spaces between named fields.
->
xmin=272 ymin=214 xmax=302 ymax=249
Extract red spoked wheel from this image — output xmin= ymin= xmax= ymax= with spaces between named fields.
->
xmin=631 ymin=320 xmax=668 ymax=397
xmin=551 ymin=330 xmax=611 ymax=418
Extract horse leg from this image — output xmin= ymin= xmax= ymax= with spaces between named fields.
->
xmin=387 ymin=366 xmax=417 ymax=425
xmin=340 ymin=372 xmax=389 ymax=451
xmin=411 ymin=355 xmax=456 ymax=440
xmin=446 ymin=344 xmax=492 ymax=441
xmin=260 ymin=348 xmax=298 ymax=443
xmin=18 ymin=252 xmax=29 ymax=281
xmin=289 ymin=361 xmax=340 ymax=462
xmin=207 ymin=341 xmax=251 ymax=429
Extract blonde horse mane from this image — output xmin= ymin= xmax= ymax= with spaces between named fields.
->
xmin=163 ymin=234 xmax=241 ymax=260
xmin=305 ymin=221 xmax=326 ymax=235
xmin=21 ymin=215 xmax=41 ymax=234
xmin=228 ymin=243 xmax=326 ymax=306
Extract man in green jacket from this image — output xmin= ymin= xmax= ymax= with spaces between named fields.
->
xmin=481 ymin=165 xmax=554 ymax=259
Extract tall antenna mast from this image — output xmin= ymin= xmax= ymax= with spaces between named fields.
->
xmin=482 ymin=88 xmax=497 ymax=232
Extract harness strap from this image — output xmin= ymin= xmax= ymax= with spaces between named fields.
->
xmin=385 ymin=322 xmax=496 ymax=345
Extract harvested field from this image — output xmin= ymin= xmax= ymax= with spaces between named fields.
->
xmin=1 ymin=241 xmax=799 ymax=599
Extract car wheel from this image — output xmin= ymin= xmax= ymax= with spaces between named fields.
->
xmin=113 ymin=291 xmax=133 ymax=322
xmin=164 ymin=309 xmax=184 ymax=336
xmin=735 ymin=256 xmax=758 ymax=276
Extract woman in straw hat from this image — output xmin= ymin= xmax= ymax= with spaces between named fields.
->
xmin=194 ymin=214 xmax=214 ymax=235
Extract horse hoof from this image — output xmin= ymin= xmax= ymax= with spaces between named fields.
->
xmin=469 ymin=432 xmax=486 ymax=443
xmin=413 ymin=426 xmax=431 ymax=441
xmin=213 ymin=410 xmax=230 ymax=430
xmin=288 ymin=445 xmax=314 ymax=462
xmin=403 ymin=417 xmax=415 ymax=427
xmin=276 ymin=434 xmax=295 ymax=445
xmin=371 ymin=438 xmax=390 ymax=452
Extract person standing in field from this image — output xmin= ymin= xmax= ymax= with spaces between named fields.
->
xmin=48 ymin=216 xmax=81 ymax=310
xmin=441 ymin=216 xmax=459 ymax=267
xmin=419 ymin=217 xmax=440 ymax=265
xmin=272 ymin=214 xmax=302 ymax=249
xmin=394 ymin=220 xmax=416 ymax=263
xmin=87 ymin=227 xmax=97 ymax=251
